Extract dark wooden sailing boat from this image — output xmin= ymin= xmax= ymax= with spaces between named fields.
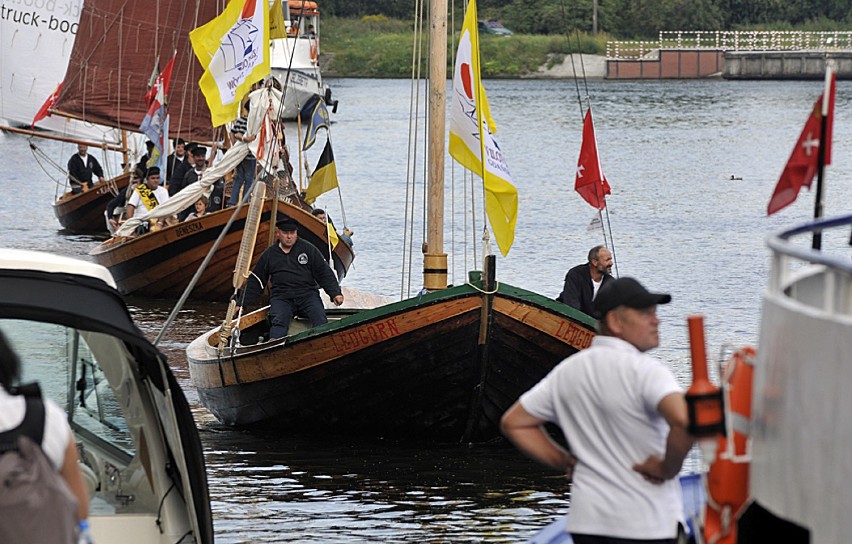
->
xmin=43 ymin=0 xmax=219 ymax=234
xmin=53 ymin=172 xmax=132 ymax=233
xmin=66 ymin=0 xmax=350 ymax=299
xmin=187 ymin=0 xmax=597 ymax=443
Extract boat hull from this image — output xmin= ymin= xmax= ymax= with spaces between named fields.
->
xmin=89 ymin=199 xmax=354 ymax=300
xmin=188 ymin=282 xmax=595 ymax=443
xmin=53 ymin=173 xmax=131 ymax=233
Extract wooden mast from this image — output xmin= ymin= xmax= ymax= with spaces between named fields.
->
xmin=423 ymin=0 xmax=449 ymax=290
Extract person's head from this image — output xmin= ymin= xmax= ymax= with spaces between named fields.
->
xmin=594 ymin=277 xmax=671 ymax=352
xmin=275 ymin=216 xmax=299 ymax=248
xmin=0 ymin=330 xmax=21 ymax=391
xmin=192 ymin=146 xmax=207 ymax=169
xmin=311 ymin=208 xmax=327 ymax=222
xmin=195 ymin=196 xmax=209 ymax=214
xmin=146 ymin=166 xmax=161 ymax=188
xmin=77 ymin=144 xmax=88 ymax=156
xmin=145 ymin=140 xmax=155 ymax=151
xmin=588 ymin=245 xmax=613 ymax=278
xmin=175 ymin=138 xmax=186 ymax=157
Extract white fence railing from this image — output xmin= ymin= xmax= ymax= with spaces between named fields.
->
xmin=607 ymin=30 xmax=852 ymax=60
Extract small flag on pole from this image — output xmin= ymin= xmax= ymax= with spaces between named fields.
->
xmin=305 ymin=139 xmax=339 ymax=203
xmin=31 ymin=83 xmax=63 ymax=128
xmin=575 ymin=107 xmax=611 ymax=210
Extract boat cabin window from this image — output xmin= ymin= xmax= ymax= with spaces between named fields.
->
xmin=0 ymin=319 xmax=135 ymax=461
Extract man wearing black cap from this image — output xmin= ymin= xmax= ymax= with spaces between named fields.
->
xmin=502 ymin=277 xmax=693 ymax=543
xmin=238 ymin=216 xmax=344 ymax=339
xmin=125 ymin=166 xmax=169 ymax=223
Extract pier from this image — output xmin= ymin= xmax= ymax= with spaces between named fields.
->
xmin=606 ymin=31 xmax=852 ymax=80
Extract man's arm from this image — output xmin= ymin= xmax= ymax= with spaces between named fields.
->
xmin=501 ymin=401 xmax=576 ymax=477
xmin=633 ymin=392 xmax=694 ymax=482
xmin=559 ymin=268 xmax=583 ymax=311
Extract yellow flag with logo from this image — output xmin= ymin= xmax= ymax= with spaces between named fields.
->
xmin=448 ymin=0 xmax=517 ymax=256
xmin=269 ymin=0 xmax=287 ymax=39
xmin=190 ymin=0 xmax=270 ymax=126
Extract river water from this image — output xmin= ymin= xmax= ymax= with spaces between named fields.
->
xmin=2 ymin=77 xmax=851 ymax=542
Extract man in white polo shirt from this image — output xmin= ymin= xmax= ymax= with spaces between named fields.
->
xmin=501 ymin=277 xmax=693 ymax=544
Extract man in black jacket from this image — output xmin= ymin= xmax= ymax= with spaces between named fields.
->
xmin=67 ymin=144 xmax=105 ymax=194
xmin=238 ymin=216 xmax=344 ymax=339
xmin=557 ymin=245 xmax=614 ymax=317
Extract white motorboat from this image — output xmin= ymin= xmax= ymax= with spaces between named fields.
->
xmin=0 ymin=249 xmax=213 ymax=543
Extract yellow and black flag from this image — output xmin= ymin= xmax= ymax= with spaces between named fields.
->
xmin=305 ymin=139 xmax=338 ymax=203
xmin=300 ymin=94 xmax=330 ymax=151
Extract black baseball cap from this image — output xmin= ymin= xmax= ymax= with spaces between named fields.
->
xmin=594 ymin=277 xmax=671 ymax=318
xmin=276 ymin=216 xmax=298 ymax=231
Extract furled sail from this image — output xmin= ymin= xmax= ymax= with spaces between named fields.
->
xmin=54 ymin=0 xmax=220 ymax=141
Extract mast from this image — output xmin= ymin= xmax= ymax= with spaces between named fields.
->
xmin=423 ymin=0 xmax=449 ymax=290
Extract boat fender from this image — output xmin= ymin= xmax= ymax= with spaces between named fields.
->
xmin=310 ymin=43 xmax=318 ymax=63
xmin=704 ymin=346 xmax=755 ymax=544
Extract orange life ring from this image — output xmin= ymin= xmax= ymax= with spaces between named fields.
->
xmin=703 ymin=346 xmax=755 ymax=544
xmin=310 ymin=43 xmax=318 ymax=62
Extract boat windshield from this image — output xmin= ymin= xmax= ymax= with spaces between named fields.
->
xmin=0 ymin=319 xmax=135 ymax=461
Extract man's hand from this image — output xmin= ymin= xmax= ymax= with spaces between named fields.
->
xmin=632 ymin=456 xmax=667 ymax=485
xmin=332 ymin=294 xmax=344 ymax=306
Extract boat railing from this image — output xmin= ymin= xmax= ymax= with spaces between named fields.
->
xmin=607 ymin=30 xmax=852 ymax=60
xmin=766 ymin=214 xmax=852 ymax=317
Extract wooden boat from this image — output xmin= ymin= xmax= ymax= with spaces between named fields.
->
xmin=52 ymin=173 xmax=132 ymax=233
xmin=0 ymin=248 xmax=212 ymax=543
xmin=91 ymin=194 xmax=353 ymax=300
xmin=271 ymin=0 xmax=338 ymax=118
xmin=187 ymin=0 xmax=597 ymax=443
xmin=188 ymin=270 xmax=596 ymax=442
xmin=73 ymin=0 xmax=351 ymax=299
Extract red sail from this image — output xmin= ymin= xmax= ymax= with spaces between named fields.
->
xmin=53 ymin=0 xmax=219 ymax=142
xmin=575 ymin=108 xmax=611 ymax=210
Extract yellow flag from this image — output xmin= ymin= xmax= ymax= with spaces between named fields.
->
xmin=327 ymin=221 xmax=339 ymax=249
xmin=269 ymin=0 xmax=287 ymax=40
xmin=190 ymin=0 xmax=270 ymax=126
xmin=305 ymin=139 xmax=339 ymax=203
xmin=448 ymin=0 xmax=517 ymax=256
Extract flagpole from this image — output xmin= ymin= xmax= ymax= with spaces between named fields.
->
xmin=812 ymin=67 xmax=833 ymax=250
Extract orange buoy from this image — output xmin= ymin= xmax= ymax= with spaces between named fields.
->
xmin=703 ymin=346 xmax=755 ymax=544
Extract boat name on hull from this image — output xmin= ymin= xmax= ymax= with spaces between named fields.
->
xmin=331 ymin=318 xmax=400 ymax=353
xmin=554 ymin=320 xmax=594 ymax=349
xmin=175 ymin=221 xmax=204 ymax=238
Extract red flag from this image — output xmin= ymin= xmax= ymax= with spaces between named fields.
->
xmin=767 ymin=71 xmax=837 ymax=215
xmin=31 ymin=83 xmax=63 ymax=128
xmin=575 ymin=108 xmax=611 ymax=210
xmin=144 ymin=54 xmax=176 ymax=116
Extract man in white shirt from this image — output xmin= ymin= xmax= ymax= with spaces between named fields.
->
xmin=502 ymin=277 xmax=693 ymax=544
xmin=125 ymin=166 xmax=170 ymax=227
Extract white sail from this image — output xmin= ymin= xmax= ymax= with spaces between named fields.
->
xmin=0 ymin=0 xmax=119 ymax=143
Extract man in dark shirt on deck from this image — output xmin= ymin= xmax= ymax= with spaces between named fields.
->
xmin=67 ymin=144 xmax=105 ymax=193
xmin=558 ymin=245 xmax=614 ymax=316
xmin=237 ymin=216 xmax=344 ymax=339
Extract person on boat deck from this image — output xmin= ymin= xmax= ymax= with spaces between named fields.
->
xmin=166 ymin=138 xmax=187 ymax=188
xmin=169 ymin=142 xmax=197 ymax=195
xmin=237 ymin=216 xmax=344 ymax=339
xmin=557 ymin=245 xmax=614 ymax=316
xmin=105 ymin=177 xmax=141 ymax=233
xmin=229 ymin=101 xmax=257 ymax=206
xmin=67 ymin=144 xmax=105 ymax=194
xmin=125 ymin=166 xmax=169 ymax=228
xmin=176 ymin=146 xmax=212 ymax=220
xmin=0 ymin=330 xmax=90 ymax=539
xmin=135 ymin=140 xmax=156 ymax=180
xmin=501 ymin=277 xmax=693 ymax=544
xmin=312 ymin=208 xmax=353 ymax=246
xmin=184 ymin=196 xmax=209 ymax=221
